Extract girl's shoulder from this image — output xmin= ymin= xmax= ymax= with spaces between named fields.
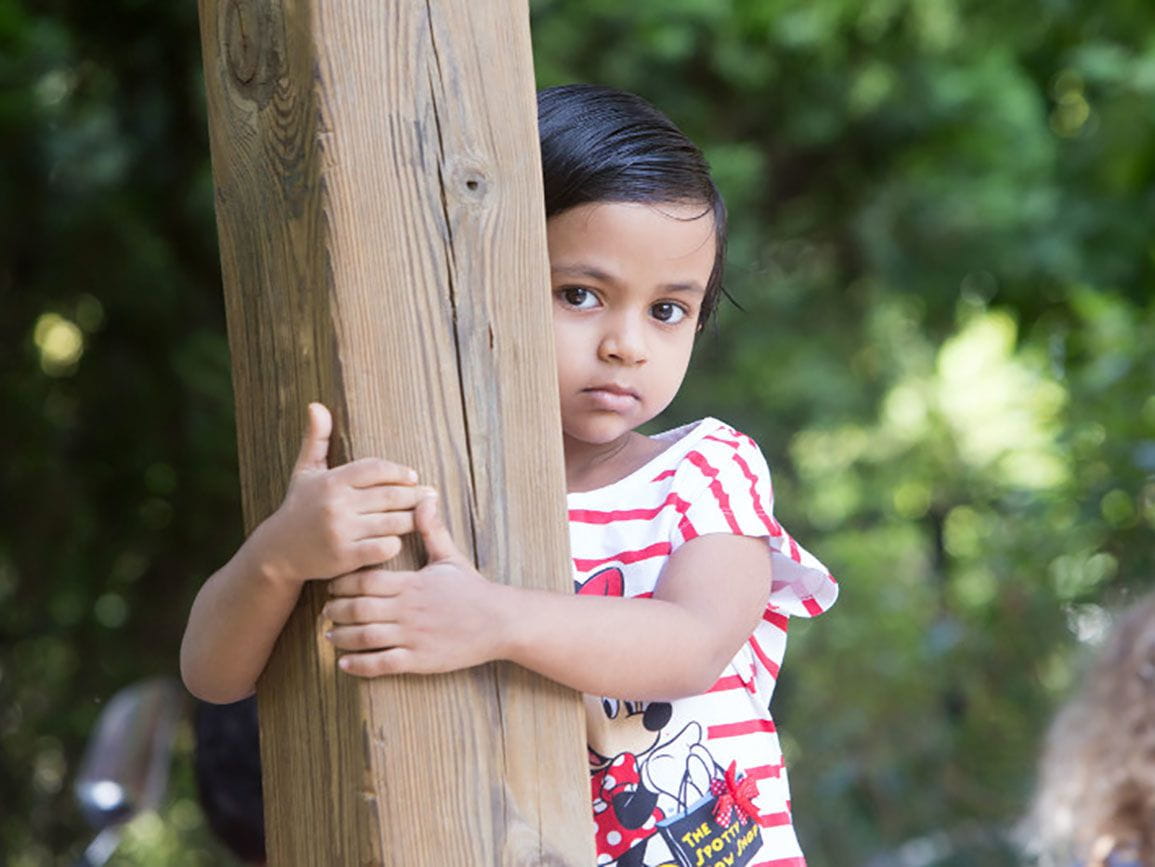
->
xmin=657 ymin=417 xmax=771 ymax=491
xmin=664 ymin=418 xmax=840 ymax=620
xmin=654 ymin=416 xmax=766 ymax=467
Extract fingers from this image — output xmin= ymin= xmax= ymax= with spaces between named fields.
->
xmin=324 ymin=593 xmax=412 ymax=676
xmin=351 ymin=484 xmax=433 ymax=516
xmin=334 ymin=457 xmax=419 ymax=489
xmin=351 ymin=536 xmax=403 ymax=567
xmin=414 ymin=494 xmax=460 ymax=563
xmin=327 ymin=622 xmax=403 ymax=651
xmin=292 ymin=402 xmax=332 ymax=474
xmin=324 ymin=595 xmax=398 ymax=624
xmin=336 ymin=648 xmax=414 ymax=678
xmin=354 ymin=511 xmax=417 ymax=541
xmin=328 ymin=566 xmax=406 ymax=597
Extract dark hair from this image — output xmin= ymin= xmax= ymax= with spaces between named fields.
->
xmin=194 ymin=698 xmax=266 ymax=864
xmin=537 ymin=84 xmax=728 ymax=328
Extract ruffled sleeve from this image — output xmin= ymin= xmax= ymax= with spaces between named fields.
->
xmin=668 ymin=419 xmax=839 ymax=618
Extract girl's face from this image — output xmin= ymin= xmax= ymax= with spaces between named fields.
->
xmin=547 ymin=201 xmax=716 ymax=452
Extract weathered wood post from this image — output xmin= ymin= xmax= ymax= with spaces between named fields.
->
xmin=196 ymin=1 xmax=593 ymax=863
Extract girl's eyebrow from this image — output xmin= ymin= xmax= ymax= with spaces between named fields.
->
xmin=551 ymin=263 xmax=705 ymax=294
xmin=659 ymin=282 xmax=706 ymax=295
xmin=551 ymin=263 xmax=616 ymax=283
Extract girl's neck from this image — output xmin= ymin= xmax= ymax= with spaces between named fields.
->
xmin=564 ymin=430 xmax=665 ymax=494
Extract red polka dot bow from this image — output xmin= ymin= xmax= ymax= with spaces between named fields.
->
xmin=710 ymin=761 xmax=758 ymax=826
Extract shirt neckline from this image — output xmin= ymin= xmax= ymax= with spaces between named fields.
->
xmin=566 ymin=417 xmax=720 ymax=502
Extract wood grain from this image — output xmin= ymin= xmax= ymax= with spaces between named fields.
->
xmin=196 ymin=0 xmax=592 ymax=862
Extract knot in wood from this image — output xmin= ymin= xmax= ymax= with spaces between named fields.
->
xmin=452 ymin=163 xmax=490 ymax=202
xmin=225 ymin=0 xmax=261 ymax=85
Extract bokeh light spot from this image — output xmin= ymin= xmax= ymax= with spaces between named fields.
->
xmin=94 ymin=593 xmax=128 ymax=628
xmin=33 ymin=312 xmax=85 ymax=376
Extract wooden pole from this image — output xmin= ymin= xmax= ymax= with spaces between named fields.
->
xmin=196 ymin=1 xmax=593 ymax=863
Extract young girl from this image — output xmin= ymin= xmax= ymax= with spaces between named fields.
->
xmin=182 ymin=84 xmax=838 ymax=867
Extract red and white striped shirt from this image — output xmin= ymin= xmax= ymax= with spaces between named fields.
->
xmin=569 ymin=418 xmax=838 ymax=867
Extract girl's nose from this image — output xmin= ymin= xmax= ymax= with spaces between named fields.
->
xmin=597 ymin=318 xmax=647 ymax=365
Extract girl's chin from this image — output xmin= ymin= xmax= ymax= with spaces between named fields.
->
xmin=561 ymin=415 xmax=642 ymax=448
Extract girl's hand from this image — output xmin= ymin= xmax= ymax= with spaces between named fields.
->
xmin=324 ymin=494 xmax=506 ymax=676
xmin=247 ymin=403 xmax=429 ymax=586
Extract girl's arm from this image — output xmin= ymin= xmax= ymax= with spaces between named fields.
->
xmin=180 ymin=403 xmax=427 ymax=704
xmin=325 ymin=495 xmax=772 ymax=700
xmin=180 ymin=530 xmax=308 ymax=704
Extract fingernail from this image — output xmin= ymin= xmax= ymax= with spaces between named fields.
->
xmin=338 ymin=657 xmax=350 ymax=670
xmin=324 ymin=630 xmax=333 ymax=640
xmin=407 ymin=469 xmax=419 ymax=483
xmin=421 ymin=487 xmax=438 ymax=499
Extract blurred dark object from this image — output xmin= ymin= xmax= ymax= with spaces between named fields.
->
xmin=194 ymin=697 xmax=266 ymax=864
xmin=73 ymin=678 xmax=185 ymax=866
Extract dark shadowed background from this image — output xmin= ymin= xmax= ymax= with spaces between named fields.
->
xmin=2 ymin=1 xmax=1154 ymax=863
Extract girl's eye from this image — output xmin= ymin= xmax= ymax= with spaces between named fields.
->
xmin=559 ymin=287 xmax=598 ymax=309
xmin=651 ymin=302 xmax=688 ymax=324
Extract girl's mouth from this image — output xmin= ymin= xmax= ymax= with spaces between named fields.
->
xmin=582 ymin=385 xmax=640 ymax=412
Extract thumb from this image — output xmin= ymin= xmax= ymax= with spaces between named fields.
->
xmin=292 ymin=402 xmax=332 ymax=475
xmin=415 ymin=493 xmax=460 ymax=564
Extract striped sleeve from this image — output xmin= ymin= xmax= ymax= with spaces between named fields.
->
xmin=670 ymin=423 xmax=838 ymax=619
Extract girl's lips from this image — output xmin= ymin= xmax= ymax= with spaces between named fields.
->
xmin=582 ymin=386 xmax=640 ymax=412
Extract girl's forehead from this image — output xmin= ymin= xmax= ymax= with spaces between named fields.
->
xmin=550 ymin=200 xmax=713 ymax=231
xmin=546 ymin=201 xmax=716 ymax=273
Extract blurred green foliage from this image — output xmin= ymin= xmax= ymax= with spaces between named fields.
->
xmin=2 ymin=0 xmax=1153 ymax=864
